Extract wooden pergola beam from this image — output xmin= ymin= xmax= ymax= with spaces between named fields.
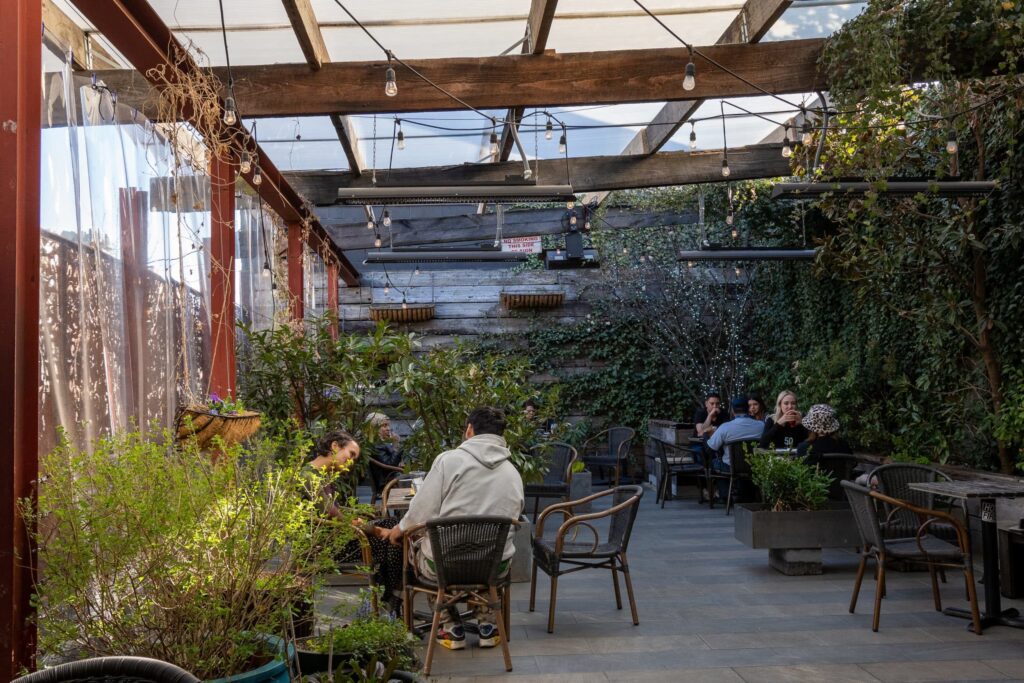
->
xmin=89 ymin=38 xmax=827 ymax=118
xmin=285 ymin=142 xmax=790 ymax=205
xmin=497 ymin=0 xmax=559 ymax=162
xmin=42 ymin=0 xmax=119 ymax=69
xmin=281 ymin=0 xmax=330 ymax=70
xmin=330 ymin=113 xmax=364 ymax=177
xmin=324 ymin=207 xmax=699 ymax=251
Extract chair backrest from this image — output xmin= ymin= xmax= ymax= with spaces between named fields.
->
xmin=873 ymin=463 xmax=953 ymax=532
xmin=530 ymin=441 xmax=578 ymax=485
xmin=426 ymin=516 xmax=513 ymax=589
xmin=841 ymin=480 xmax=886 ymax=552
xmin=820 ymin=453 xmax=860 ymax=499
xmin=606 ymin=484 xmax=644 ymax=553
xmin=725 ymin=439 xmax=760 ymax=475
xmin=608 ymin=426 xmax=635 ymax=460
xmin=13 ymin=657 xmax=200 ymax=683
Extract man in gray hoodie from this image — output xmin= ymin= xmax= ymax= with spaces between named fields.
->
xmin=384 ymin=406 xmax=524 ymax=650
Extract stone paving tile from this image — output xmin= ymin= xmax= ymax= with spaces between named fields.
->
xmin=733 ymin=664 xmax=882 ymax=683
xmin=983 ymin=658 xmax=1024 ymax=677
xmin=613 ymin=669 xmax=746 ymax=682
xmin=860 ymin=659 xmax=1009 ymax=682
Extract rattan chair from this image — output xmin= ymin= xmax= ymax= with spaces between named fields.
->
xmin=402 ymin=516 xmax=517 ymax=675
xmin=871 ymin=463 xmax=964 ymax=540
xmin=707 ymin=439 xmax=759 ymax=514
xmin=367 ymin=455 xmax=403 ymax=505
xmin=530 ymin=485 xmax=644 ymax=633
xmin=841 ymin=481 xmax=982 ymax=634
xmin=651 ymin=438 xmax=706 ymax=508
xmin=377 ymin=477 xmax=402 ymax=517
xmin=524 ymin=442 xmax=578 ymax=520
xmin=582 ymin=426 xmax=635 ymax=486
xmin=13 ymin=657 xmax=199 ymax=683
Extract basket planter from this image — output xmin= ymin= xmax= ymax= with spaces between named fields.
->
xmin=368 ymin=304 xmax=435 ymax=323
xmin=501 ymin=292 xmax=565 ymax=309
xmin=734 ymin=502 xmax=858 ymax=575
xmin=176 ymin=407 xmax=262 ymax=449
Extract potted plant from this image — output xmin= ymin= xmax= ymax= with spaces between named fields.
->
xmin=295 ymin=613 xmax=417 ymax=676
xmin=176 ymin=392 xmax=262 ymax=449
xmin=733 ymin=452 xmax=858 ymax=575
xmin=24 ymin=430 xmax=353 ymax=681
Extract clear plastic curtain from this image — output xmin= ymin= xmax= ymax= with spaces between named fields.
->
xmin=234 ymin=194 xmax=279 ymax=331
xmin=39 ymin=37 xmax=211 ymax=454
xmin=303 ymin=246 xmax=327 ymax=320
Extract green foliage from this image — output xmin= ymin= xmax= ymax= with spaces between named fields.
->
xmin=303 ymin=617 xmax=417 ymax=671
xmin=748 ymin=452 xmax=833 ymax=512
xmin=26 ymin=430 xmax=353 ymax=679
xmin=388 ymin=344 xmax=558 ymax=483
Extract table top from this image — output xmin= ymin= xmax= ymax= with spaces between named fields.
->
xmin=908 ymin=480 xmax=1024 ymax=500
xmin=754 ymin=447 xmax=797 ymax=456
xmin=384 ymin=487 xmax=416 ymax=510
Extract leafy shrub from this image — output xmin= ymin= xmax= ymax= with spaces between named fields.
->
xmin=748 ymin=451 xmax=833 ymax=512
xmin=304 ymin=616 xmax=417 ymax=670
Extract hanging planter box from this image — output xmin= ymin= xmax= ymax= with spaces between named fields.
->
xmin=501 ymin=291 xmax=565 ymax=309
xmin=176 ymin=406 xmax=262 ymax=449
xmin=368 ymin=304 xmax=435 ymax=323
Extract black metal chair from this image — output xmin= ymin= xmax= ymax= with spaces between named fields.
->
xmin=841 ymin=481 xmax=981 ymax=634
xmin=707 ymin=439 xmax=760 ymax=514
xmin=530 ymin=485 xmax=644 ymax=633
xmin=13 ymin=657 xmax=199 ymax=683
xmin=582 ymin=426 xmax=635 ymax=487
xmin=651 ymin=438 xmax=706 ymax=508
xmin=523 ymin=442 xmax=578 ymax=520
xmin=402 ymin=516 xmax=517 ymax=675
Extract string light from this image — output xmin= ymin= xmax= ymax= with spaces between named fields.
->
xmin=382 ymin=209 xmax=392 ymax=227
xmin=570 ymin=214 xmax=578 ymax=226
xmin=721 ymin=158 xmax=730 ymax=177
xmin=689 ymin=123 xmax=697 ymax=150
xmin=782 ymin=125 xmax=792 ymax=158
xmin=402 ymin=297 xmax=408 ymax=310
xmin=545 ymin=117 xmax=553 ymax=140
xmin=383 ymin=284 xmax=389 ymax=294
xmin=385 ymin=65 xmax=397 ymax=97
xmin=726 ymin=212 xmax=734 ymax=227
xmin=558 ymin=132 xmax=567 ymax=155
xmin=489 ymin=130 xmax=499 ymax=156
xmin=414 ymin=265 xmax=421 ymax=276
xmin=374 ymin=234 xmax=382 ymax=248
xmin=262 ymin=260 xmax=271 ymax=277
xmin=687 ymin=260 xmax=695 ymax=268
xmin=734 ymin=265 xmax=741 ymax=276
xmin=567 ymin=200 xmax=575 ymax=210
xmin=252 ymin=166 xmax=263 ymax=186
xmin=396 ymin=121 xmax=405 ymax=150
xmin=946 ymin=132 xmax=958 ymax=155
xmin=682 ymin=48 xmax=696 ymax=91
xmin=239 ymin=151 xmax=252 ymax=174
xmin=801 ymin=120 xmax=813 ymax=146
xmin=366 ymin=219 xmax=374 ymax=230
xmin=222 ymin=97 xmax=237 ymax=125
xmin=896 ymin=119 xmax=906 ymax=132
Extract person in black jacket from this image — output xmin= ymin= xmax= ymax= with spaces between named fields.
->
xmin=366 ymin=412 xmax=402 ymax=494
xmin=759 ymin=390 xmax=808 ymax=449
xmin=797 ymin=404 xmax=852 ymax=466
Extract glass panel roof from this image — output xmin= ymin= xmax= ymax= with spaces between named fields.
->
xmin=764 ymin=2 xmax=866 ymax=41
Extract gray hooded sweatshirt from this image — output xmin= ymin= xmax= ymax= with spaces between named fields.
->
xmin=399 ymin=433 xmax=525 ymax=561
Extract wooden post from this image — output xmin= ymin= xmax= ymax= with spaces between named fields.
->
xmin=0 ymin=0 xmax=42 ymax=677
xmin=209 ymin=155 xmax=237 ymax=398
xmin=326 ymin=259 xmax=339 ymax=338
xmin=287 ymin=221 xmax=304 ymax=321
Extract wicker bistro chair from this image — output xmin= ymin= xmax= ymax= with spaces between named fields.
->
xmin=582 ymin=426 xmax=635 ymax=487
xmin=402 ymin=516 xmax=518 ymax=676
xmin=523 ymin=442 xmax=578 ymax=520
xmin=707 ymin=439 xmax=760 ymax=515
xmin=13 ymin=657 xmax=199 ymax=683
xmin=651 ymin=438 xmax=707 ymax=508
xmin=841 ymin=481 xmax=982 ymax=634
xmin=367 ymin=455 xmax=404 ymax=506
xmin=529 ymin=485 xmax=644 ymax=633
xmin=872 ymin=463 xmax=965 ymax=541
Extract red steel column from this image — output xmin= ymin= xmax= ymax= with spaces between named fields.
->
xmin=0 ymin=0 xmax=42 ymax=677
xmin=209 ymin=155 xmax=237 ymax=398
xmin=287 ymin=221 xmax=304 ymax=321
xmin=326 ymin=260 xmax=339 ymax=338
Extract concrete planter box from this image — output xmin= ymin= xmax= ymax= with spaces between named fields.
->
xmin=510 ymin=515 xmax=533 ymax=583
xmin=734 ymin=502 xmax=858 ymax=575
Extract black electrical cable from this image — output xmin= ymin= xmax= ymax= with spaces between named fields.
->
xmin=216 ymin=0 xmax=234 ymax=92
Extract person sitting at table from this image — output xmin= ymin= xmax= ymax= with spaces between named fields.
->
xmin=366 ymin=412 xmax=403 ymax=495
xmin=693 ymin=391 xmax=730 ymax=437
xmin=797 ymin=403 xmax=852 ymax=466
xmin=707 ymin=396 xmax=765 ymax=500
xmin=747 ymin=393 xmax=768 ymax=422
xmin=759 ymin=390 xmax=808 ymax=449
xmin=382 ymin=406 xmax=524 ymax=651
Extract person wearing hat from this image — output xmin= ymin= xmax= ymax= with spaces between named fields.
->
xmin=797 ymin=403 xmax=852 ymax=466
xmin=706 ymin=395 xmax=765 ymax=500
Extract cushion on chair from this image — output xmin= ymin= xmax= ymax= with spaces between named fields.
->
xmin=885 ymin=534 xmax=965 ymax=562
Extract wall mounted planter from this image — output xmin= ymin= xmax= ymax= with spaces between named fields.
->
xmin=501 ymin=292 xmax=565 ymax=309
xmin=368 ymin=304 xmax=435 ymax=323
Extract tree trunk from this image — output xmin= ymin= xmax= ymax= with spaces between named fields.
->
xmin=971 ymin=247 xmax=1013 ymax=473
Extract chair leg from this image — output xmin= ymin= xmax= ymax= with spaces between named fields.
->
xmin=403 ymin=587 xmax=413 ymax=630
xmin=658 ymin=470 xmax=668 ymax=508
xmin=872 ymin=555 xmax=886 ymax=632
xmin=707 ymin=473 xmax=715 ymax=509
xmin=620 ymin=553 xmax=639 ymax=626
xmin=547 ymin=574 xmax=559 ymax=634
xmin=928 ymin=565 xmax=942 ymax=612
xmin=503 ymin=584 xmax=512 ymax=641
xmin=725 ymin=476 xmax=734 ymax=515
xmin=850 ymin=554 xmax=867 ymax=614
xmin=529 ymin=562 xmax=538 ymax=612
xmin=423 ymin=591 xmax=443 ymax=676
xmin=490 ymin=586 xmax=514 ymax=672
xmin=964 ymin=564 xmax=983 ymax=635
xmin=611 ymin=564 xmax=623 ymax=609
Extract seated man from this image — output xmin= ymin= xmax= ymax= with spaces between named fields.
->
xmin=706 ymin=396 xmax=765 ymax=501
xmin=384 ymin=407 xmax=524 ymax=651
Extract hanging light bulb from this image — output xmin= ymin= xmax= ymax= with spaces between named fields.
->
xmin=366 ymin=220 xmax=374 ymax=230
xmin=558 ymin=132 xmax=567 ymax=155
xmin=782 ymin=126 xmax=792 ymax=158
xmin=523 ymin=167 xmax=533 ymax=180
xmin=240 ymin=151 xmax=253 ymax=174
xmin=374 ymin=235 xmax=382 ymax=248
xmin=262 ymin=260 xmax=271 ymax=277
xmin=489 ymin=130 xmax=499 ymax=156
xmin=384 ymin=66 xmax=397 ymax=97
xmin=397 ymin=128 xmax=406 ymax=151
xmin=545 ymin=117 xmax=553 ymax=140
xmin=566 ymin=200 xmax=575 ymax=210
xmin=687 ymin=260 xmax=695 ymax=268
xmin=622 ymin=246 xmax=629 ymax=255
xmin=734 ymin=265 xmax=742 ymax=277
xmin=252 ymin=167 xmax=263 ymax=186
xmin=222 ymin=96 xmax=237 ymax=126
xmin=401 ymin=298 xmax=408 ymax=310
xmin=946 ymin=132 xmax=958 ymax=155
xmin=731 ymin=228 xmax=738 ymax=239
xmin=570 ymin=214 xmax=577 ymax=226
xmin=801 ymin=121 xmax=813 ymax=146
xmin=414 ymin=265 xmax=421 ymax=276
xmin=555 ymin=247 xmax=561 ymax=256
xmin=726 ymin=211 xmax=734 ymax=226
xmin=382 ymin=209 xmax=392 ymax=227
xmin=721 ymin=158 xmax=730 ymax=177
xmin=682 ymin=51 xmax=696 ymax=91
xmin=584 ymin=220 xmax=591 ymax=230
xmin=689 ymin=123 xmax=697 ymax=150
xmin=383 ymin=284 xmax=389 ymax=295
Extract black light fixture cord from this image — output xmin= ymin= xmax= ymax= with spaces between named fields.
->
xmin=216 ymin=0 xmax=234 ymax=92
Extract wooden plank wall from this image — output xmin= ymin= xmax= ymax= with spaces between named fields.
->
xmin=340 ymin=268 xmax=607 ymax=349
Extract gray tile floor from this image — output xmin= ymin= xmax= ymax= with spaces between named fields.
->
xmin=326 ymin=485 xmax=1024 ymax=682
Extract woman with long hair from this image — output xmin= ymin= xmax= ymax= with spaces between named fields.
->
xmin=759 ymin=390 xmax=808 ymax=449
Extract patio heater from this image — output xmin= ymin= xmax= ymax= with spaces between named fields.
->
xmin=771 ymin=180 xmax=998 ymax=199
xmin=677 ymin=246 xmax=821 ymax=261
xmin=364 ymin=246 xmax=530 ymax=264
xmin=337 ymin=184 xmax=576 ymax=205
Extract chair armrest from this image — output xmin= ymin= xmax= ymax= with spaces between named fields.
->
xmin=535 ymin=488 xmax=617 ymax=536
xmin=367 ymin=456 xmax=404 ymax=473
xmin=581 ymin=430 xmax=609 ymax=455
xmin=871 ymin=489 xmax=971 ymax=552
xmin=401 ymin=523 xmax=428 ymax=573
xmin=553 ymin=492 xmax=641 ymax=555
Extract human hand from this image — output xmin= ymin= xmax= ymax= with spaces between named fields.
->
xmin=383 ymin=525 xmax=404 ymax=546
xmin=785 ymin=410 xmax=802 ymax=425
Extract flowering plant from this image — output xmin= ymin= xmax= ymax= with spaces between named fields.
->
xmin=204 ymin=392 xmax=248 ymax=415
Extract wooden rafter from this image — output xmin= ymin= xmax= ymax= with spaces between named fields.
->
xmin=284 ymin=143 xmax=790 ymax=205
xmin=581 ymin=0 xmax=792 ymax=206
xmin=42 ymin=0 xmax=119 ymax=69
xmin=497 ymin=0 xmax=559 ymax=162
xmin=89 ymin=38 xmax=827 ymax=118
